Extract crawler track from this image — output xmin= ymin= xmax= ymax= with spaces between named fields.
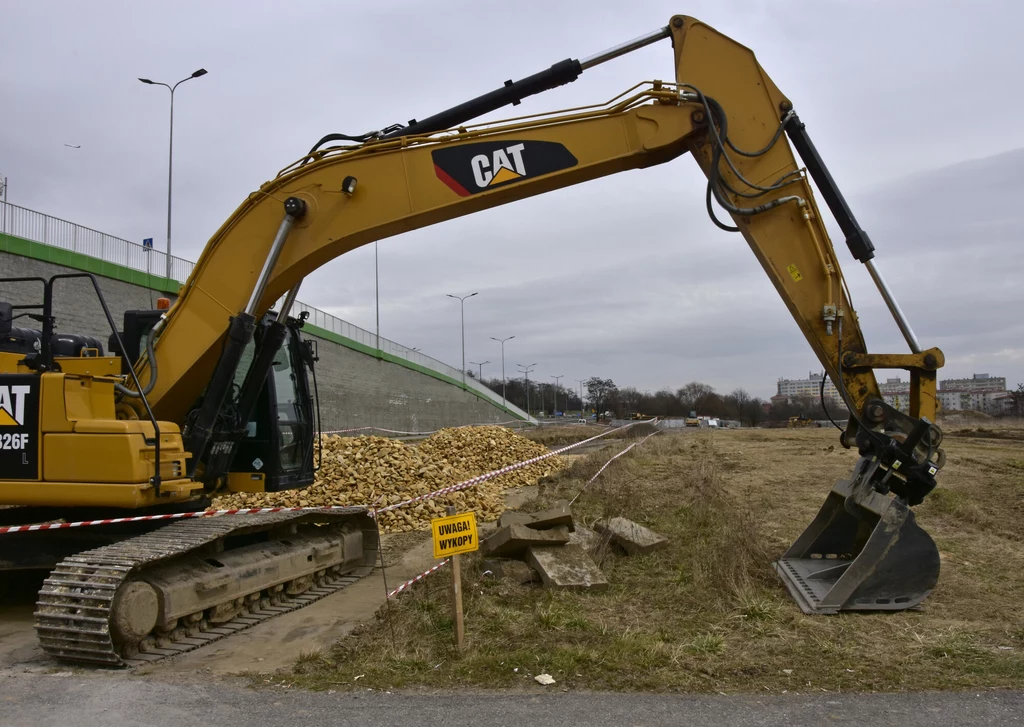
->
xmin=34 ymin=509 xmax=376 ymax=667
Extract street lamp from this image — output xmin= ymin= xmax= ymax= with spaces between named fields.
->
xmin=469 ymin=360 xmax=490 ymax=380
xmin=490 ymin=335 xmax=515 ymax=408
xmin=517 ymin=363 xmax=537 ymax=415
xmin=138 ymin=68 xmax=208 ymax=280
xmin=446 ymin=292 xmax=477 ymax=386
xmin=576 ymin=378 xmax=587 ymax=418
xmin=551 ymin=374 xmax=563 ymax=414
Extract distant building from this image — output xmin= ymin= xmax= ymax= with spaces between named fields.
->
xmin=879 ymin=377 xmax=911 ymax=413
xmin=939 ymin=373 xmax=1006 ymax=392
xmin=879 ymin=377 xmax=908 ymax=394
xmin=776 ymin=372 xmax=840 ymax=402
xmin=777 ymin=371 xmax=1015 ymax=416
xmin=938 ymin=389 xmax=1012 ymax=415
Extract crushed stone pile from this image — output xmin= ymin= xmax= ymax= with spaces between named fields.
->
xmin=211 ymin=426 xmax=565 ymax=533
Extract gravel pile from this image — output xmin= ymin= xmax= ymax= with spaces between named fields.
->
xmin=211 ymin=426 xmax=564 ymax=533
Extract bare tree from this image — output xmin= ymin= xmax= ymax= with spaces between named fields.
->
xmin=585 ymin=377 xmax=617 ymax=418
xmin=678 ymin=381 xmax=715 ymax=414
xmin=618 ymin=386 xmax=643 ymax=416
xmin=1009 ymin=383 xmax=1024 ymax=418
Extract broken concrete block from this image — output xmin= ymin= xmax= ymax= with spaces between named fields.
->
xmin=496 ymin=511 xmax=534 ymax=529
xmin=594 ymin=517 xmax=668 ymax=555
xmin=480 ymin=558 xmax=539 ymax=584
xmin=497 ymin=500 xmax=574 ymax=532
xmin=523 ymin=500 xmax=574 ymax=532
xmin=568 ymin=525 xmax=602 ymax=553
xmin=480 ymin=524 xmax=570 ymax=558
xmin=503 ymin=559 xmax=540 ymax=585
xmin=526 ymin=544 xmax=609 ymax=591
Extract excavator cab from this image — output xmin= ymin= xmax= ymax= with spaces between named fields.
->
xmin=111 ymin=307 xmax=319 ymax=494
xmin=225 ymin=311 xmax=318 ymax=493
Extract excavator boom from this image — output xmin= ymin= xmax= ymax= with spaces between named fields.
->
xmin=0 ymin=14 xmax=949 ymax=667
xmin=130 ymin=14 xmax=946 ymax=615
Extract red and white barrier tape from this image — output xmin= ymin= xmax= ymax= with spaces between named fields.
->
xmin=0 ymin=419 xmax=653 ymax=535
xmin=386 ymin=559 xmax=449 ymax=599
xmin=570 ymin=428 xmax=663 ymax=504
xmin=0 ymin=506 xmax=335 ymax=535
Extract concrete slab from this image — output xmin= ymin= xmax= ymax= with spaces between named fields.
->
xmin=523 ymin=500 xmax=575 ymax=532
xmin=496 ymin=511 xmax=533 ymax=529
xmin=481 ymin=558 xmax=539 ymax=584
xmin=498 ymin=500 xmax=574 ymax=532
xmin=568 ymin=525 xmax=607 ymax=555
xmin=525 ymin=545 xmax=609 ymax=591
xmin=594 ymin=517 xmax=668 ymax=555
xmin=480 ymin=524 xmax=570 ymax=558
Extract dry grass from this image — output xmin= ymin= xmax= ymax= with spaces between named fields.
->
xmin=285 ymin=428 xmax=1024 ymax=693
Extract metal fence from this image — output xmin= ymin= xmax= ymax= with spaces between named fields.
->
xmin=0 ymin=200 xmax=532 ymax=421
xmin=0 ymin=200 xmax=196 ymax=283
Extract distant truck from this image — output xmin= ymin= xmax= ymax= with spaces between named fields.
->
xmin=685 ymin=410 xmax=700 ymax=427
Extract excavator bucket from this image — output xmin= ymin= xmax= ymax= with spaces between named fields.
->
xmin=774 ymin=457 xmax=940 ymax=614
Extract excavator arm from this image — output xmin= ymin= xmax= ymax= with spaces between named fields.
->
xmin=130 ymin=15 xmax=944 ymax=614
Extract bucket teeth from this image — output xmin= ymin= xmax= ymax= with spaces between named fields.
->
xmin=774 ymin=456 xmax=940 ymax=614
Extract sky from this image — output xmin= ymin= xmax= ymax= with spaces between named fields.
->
xmin=2 ymin=0 xmax=1022 ymax=400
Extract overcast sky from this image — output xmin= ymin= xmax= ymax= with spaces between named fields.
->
xmin=2 ymin=0 xmax=1021 ymax=399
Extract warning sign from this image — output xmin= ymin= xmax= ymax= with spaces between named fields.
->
xmin=431 ymin=511 xmax=479 ymax=559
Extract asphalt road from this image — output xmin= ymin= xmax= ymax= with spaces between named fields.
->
xmin=2 ymin=671 xmax=1022 ymax=727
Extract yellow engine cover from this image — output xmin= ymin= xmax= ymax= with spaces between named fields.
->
xmin=0 ymin=370 xmax=202 ymax=509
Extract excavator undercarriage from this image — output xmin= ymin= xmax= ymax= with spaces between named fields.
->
xmin=35 ymin=510 xmax=377 ymax=666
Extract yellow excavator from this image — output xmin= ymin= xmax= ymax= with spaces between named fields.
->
xmin=0 ymin=14 xmax=946 ymax=666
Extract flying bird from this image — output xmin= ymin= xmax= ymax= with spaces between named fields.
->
xmin=64 ymin=144 xmax=81 ymax=149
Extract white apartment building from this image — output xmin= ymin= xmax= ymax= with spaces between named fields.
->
xmin=940 ymin=373 xmax=1006 ymax=392
xmin=776 ymin=372 xmax=840 ymax=401
xmin=938 ymin=390 xmax=1012 ymax=415
xmin=778 ymin=371 xmax=1014 ymax=415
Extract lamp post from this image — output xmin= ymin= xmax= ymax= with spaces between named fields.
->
xmin=490 ymin=335 xmax=515 ymax=408
xmin=469 ymin=360 xmax=490 ymax=380
xmin=517 ymin=363 xmax=537 ymax=415
xmin=446 ymin=292 xmax=478 ymax=386
xmin=551 ymin=374 xmax=563 ymax=415
xmin=576 ymin=378 xmax=587 ymax=418
xmin=138 ymin=68 xmax=208 ymax=280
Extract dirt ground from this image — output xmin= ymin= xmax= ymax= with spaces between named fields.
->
xmin=283 ymin=426 xmax=1024 ymax=693
xmin=2 ymin=425 xmax=1021 ymax=695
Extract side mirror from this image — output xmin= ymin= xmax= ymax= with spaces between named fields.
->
xmin=0 ymin=302 xmax=12 ymax=338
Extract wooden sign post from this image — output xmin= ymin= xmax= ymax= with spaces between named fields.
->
xmin=432 ymin=506 xmax=479 ymax=651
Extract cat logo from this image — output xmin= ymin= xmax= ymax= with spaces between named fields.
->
xmin=471 ymin=143 xmax=527 ymax=188
xmin=0 ymin=384 xmax=30 ymax=427
xmin=432 ymin=140 xmax=578 ymax=197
